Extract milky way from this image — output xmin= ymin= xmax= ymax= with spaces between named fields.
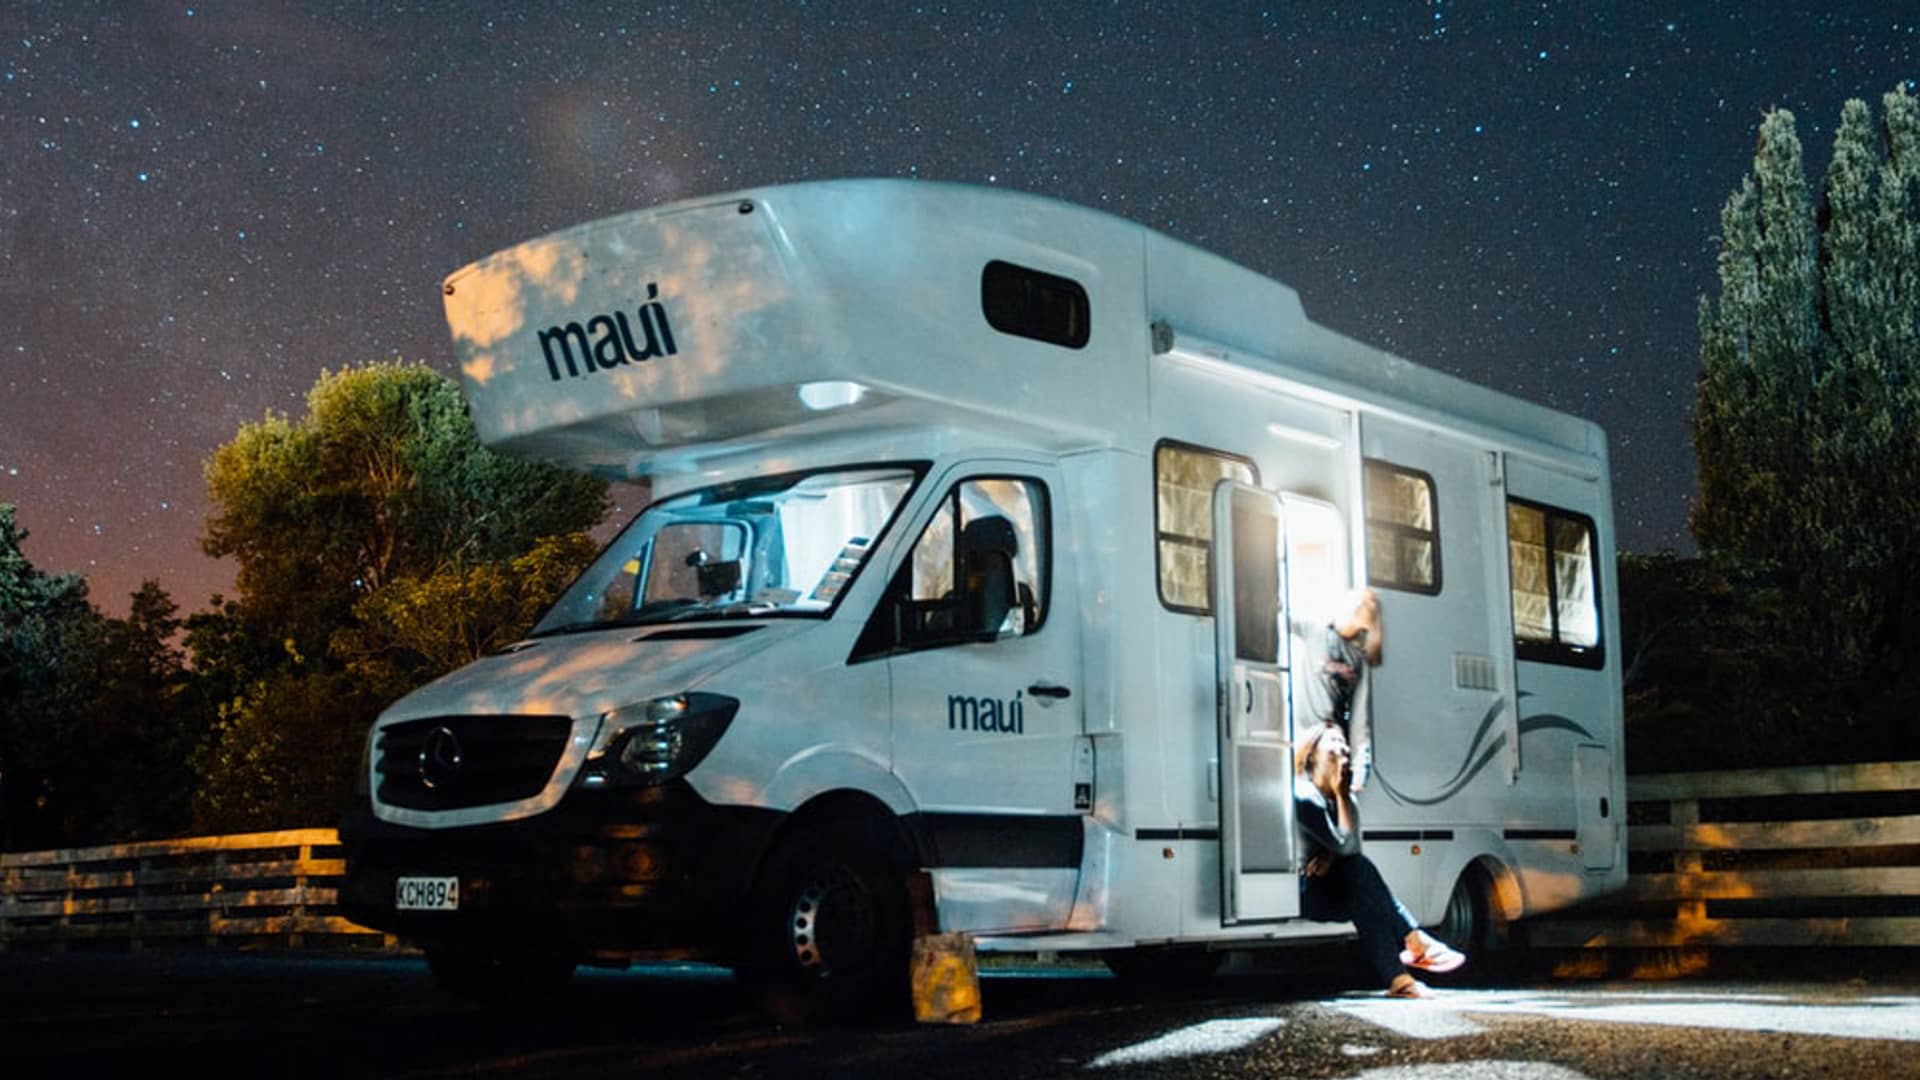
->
xmin=2 ymin=3 xmax=1915 ymax=613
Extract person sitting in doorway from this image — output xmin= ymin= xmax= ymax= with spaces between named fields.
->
xmin=1295 ymin=721 xmax=1465 ymax=998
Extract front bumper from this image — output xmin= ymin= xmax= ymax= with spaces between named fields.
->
xmin=339 ymin=781 xmax=782 ymax=960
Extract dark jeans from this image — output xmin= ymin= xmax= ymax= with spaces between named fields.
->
xmin=1299 ymin=852 xmax=1419 ymax=986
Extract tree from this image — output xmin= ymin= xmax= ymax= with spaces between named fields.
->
xmin=1689 ymin=88 xmax=1920 ymax=759
xmin=334 ymin=532 xmax=600 ymax=703
xmin=1695 ymin=110 xmax=1822 ymax=571
xmin=1616 ymin=552 xmax=1833 ymax=770
xmin=191 ymin=668 xmax=382 ymax=834
xmin=1 ymin=506 xmax=212 ymax=848
xmin=84 ymin=581 xmax=205 ymax=841
xmin=0 ymin=504 xmax=107 ymax=849
xmin=192 ymin=361 xmax=610 ymax=832
xmin=202 ymin=361 xmax=609 ymax=669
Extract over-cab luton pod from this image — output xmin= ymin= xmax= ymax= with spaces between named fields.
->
xmin=341 ymin=179 xmax=1626 ymax=1014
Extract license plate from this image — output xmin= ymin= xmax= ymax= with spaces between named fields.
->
xmin=395 ymin=876 xmax=460 ymax=911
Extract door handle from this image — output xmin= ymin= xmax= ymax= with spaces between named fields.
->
xmin=1028 ymin=683 xmax=1072 ymax=700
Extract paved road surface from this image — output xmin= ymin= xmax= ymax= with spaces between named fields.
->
xmin=3 ymin=951 xmax=1914 ymax=1078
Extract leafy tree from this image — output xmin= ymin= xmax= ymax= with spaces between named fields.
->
xmin=202 ymin=361 xmax=609 ymax=670
xmin=1 ymin=505 xmax=213 ymax=848
xmin=84 ymin=581 xmax=206 ymax=841
xmin=192 ymin=361 xmax=610 ymax=832
xmin=0 ymin=504 xmax=106 ymax=849
xmin=191 ymin=668 xmax=381 ymax=834
xmin=334 ymin=532 xmax=600 ymax=702
xmin=1616 ymin=552 xmax=1836 ymax=770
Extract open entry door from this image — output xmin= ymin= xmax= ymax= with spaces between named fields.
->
xmin=1213 ymin=481 xmax=1299 ymax=924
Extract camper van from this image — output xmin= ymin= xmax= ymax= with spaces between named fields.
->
xmin=340 ymin=179 xmax=1626 ymax=1011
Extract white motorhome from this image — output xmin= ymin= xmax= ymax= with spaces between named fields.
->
xmin=341 ymin=179 xmax=1625 ymax=1012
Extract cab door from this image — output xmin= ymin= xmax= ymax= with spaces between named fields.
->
xmin=1212 ymin=480 xmax=1299 ymax=923
xmin=870 ymin=459 xmax=1083 ymax=817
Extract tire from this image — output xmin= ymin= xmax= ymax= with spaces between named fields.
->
xmin=425 ymin=947 xmax=576 ymax=1005
xmin=1430 ymin=864 xmax=1508 ymax=984
xmin=1101 ymin=946 xmax=1224 ymax=989
xmin=743 ymin=821 xmax=912 ymax=1023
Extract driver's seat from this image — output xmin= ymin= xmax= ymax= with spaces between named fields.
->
xmin=957 ymin=516 xmax=1017 ymax=636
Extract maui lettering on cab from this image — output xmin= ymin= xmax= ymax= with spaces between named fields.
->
xmin=947 ymin=689 xmax=1024 ymax=735
xmin=536 ymin=282 xmax=678 ymax=381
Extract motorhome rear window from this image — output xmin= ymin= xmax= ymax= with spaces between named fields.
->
xmin=1155 ymin=441 xmax=1258 ymax=614
xmin=1507 ymin=498 xmax=1604 ymax=669
xmin=1363 ymin=459 xmax=1441 ymax=595
xmin=981 ymin=260 xmax=1090 ymax=349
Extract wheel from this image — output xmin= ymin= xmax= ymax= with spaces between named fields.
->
xmin=425 ymin=947 xmax=576 ymax=1004
xmin=1430 ymin=864 xmax=1508 ymax=983
xmin=743 ymin=821 xmax=912 ymax=1023
xmin=1101 ymin=946 xmax=1224 ymax=989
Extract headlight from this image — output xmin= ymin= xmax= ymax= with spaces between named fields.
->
xmin=578 ymin=692 xmax=740 ymax=789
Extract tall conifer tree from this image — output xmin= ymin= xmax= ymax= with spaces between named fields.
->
xmin=1824 ymin=99 xmax=1879 ymax=367
xmin=1696 ymin=89 xmax=1920 ymax=683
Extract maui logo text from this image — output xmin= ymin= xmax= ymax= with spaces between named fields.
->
xmin=536 ymin=282 xmax=678 ymax=381
xmin=947 ymin=689 xmax=1024 ymax=735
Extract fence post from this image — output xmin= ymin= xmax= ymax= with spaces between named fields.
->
xmin=208 ymin=851 xmax=226 ymax=950
xmin=1668 ymin=797 xmax=1706 ymax=931
xmin=133 ymin=853 xmax=152 ymax=952
xmin=291 ymin=841 xmax=309 ymax=951
xmin=53 ymin=855 xmax=73 ymax=955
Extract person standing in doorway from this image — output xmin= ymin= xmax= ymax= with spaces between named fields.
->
xmin=1298 ymin=587 xmax=1383 ymax=792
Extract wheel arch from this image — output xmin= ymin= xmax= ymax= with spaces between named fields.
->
xmin=745 ymin=788 xmax=931 ymax=904
xmin=1424 ymin=831 xmax=1525 ymax=925
xmin=1457 ymin=853 xmax=1523 ymax=927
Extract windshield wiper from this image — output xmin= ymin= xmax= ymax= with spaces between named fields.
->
xmin=652 ymin=599 xmax=786 ymax=622
xmin=527 ymin=613 xmax=666 ymax=638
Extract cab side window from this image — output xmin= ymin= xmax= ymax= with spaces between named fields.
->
xmin=853 ymin=477 xmax=1049 ymax=659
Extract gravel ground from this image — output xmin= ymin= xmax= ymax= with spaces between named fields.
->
xmin=1 ymin=949 xmax=1914 ymax=1078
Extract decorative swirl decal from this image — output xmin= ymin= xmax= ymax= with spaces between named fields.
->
xmin=1369 ymin=694 xmax=1594 ymax=807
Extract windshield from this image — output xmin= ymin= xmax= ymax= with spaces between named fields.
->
xmin=532 ymin=466 xmax=919 ymax=635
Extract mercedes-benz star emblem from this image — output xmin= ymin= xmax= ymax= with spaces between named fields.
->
xmin=419 ymin=726 xmax=464 ymax=790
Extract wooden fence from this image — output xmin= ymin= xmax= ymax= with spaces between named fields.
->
xmin=1528 ymin=760 xmax=1920 ymax=950
xmin=0 ymin=828 xmax=391 ymax=952
xmin=4 ymin=760 xmax=1916 ymax=953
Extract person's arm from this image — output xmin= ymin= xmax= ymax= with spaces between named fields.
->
xmin=1360 ymin=594 xmax=1382 ymax=665
xmin=1349 ymin=668 xmax=1373 ymax=793
xmin=1335 ymin=588 xmax=1383 ymax=667
xmin=1296 ymin=776 xmax=1360 ymax=858
xmin=1328 ymin=783 xmax=1360 ymax=856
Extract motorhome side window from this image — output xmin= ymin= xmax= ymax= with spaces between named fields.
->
xmin=1155 ymin=441 xmax=1258 ymax=614
xmin=861 ymin=477 xmax=1049 ymax=657
xmin=1363 ymin=459 xmax=1441 ymax=595
xmin=981 ymin=260 xmax=1091 ymax=349
xmin=1507 ymin=499 xmax=1603 ymax=668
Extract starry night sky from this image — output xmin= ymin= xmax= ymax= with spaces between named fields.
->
xmin=3 ymin=3 xmax=1916 ymax=615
